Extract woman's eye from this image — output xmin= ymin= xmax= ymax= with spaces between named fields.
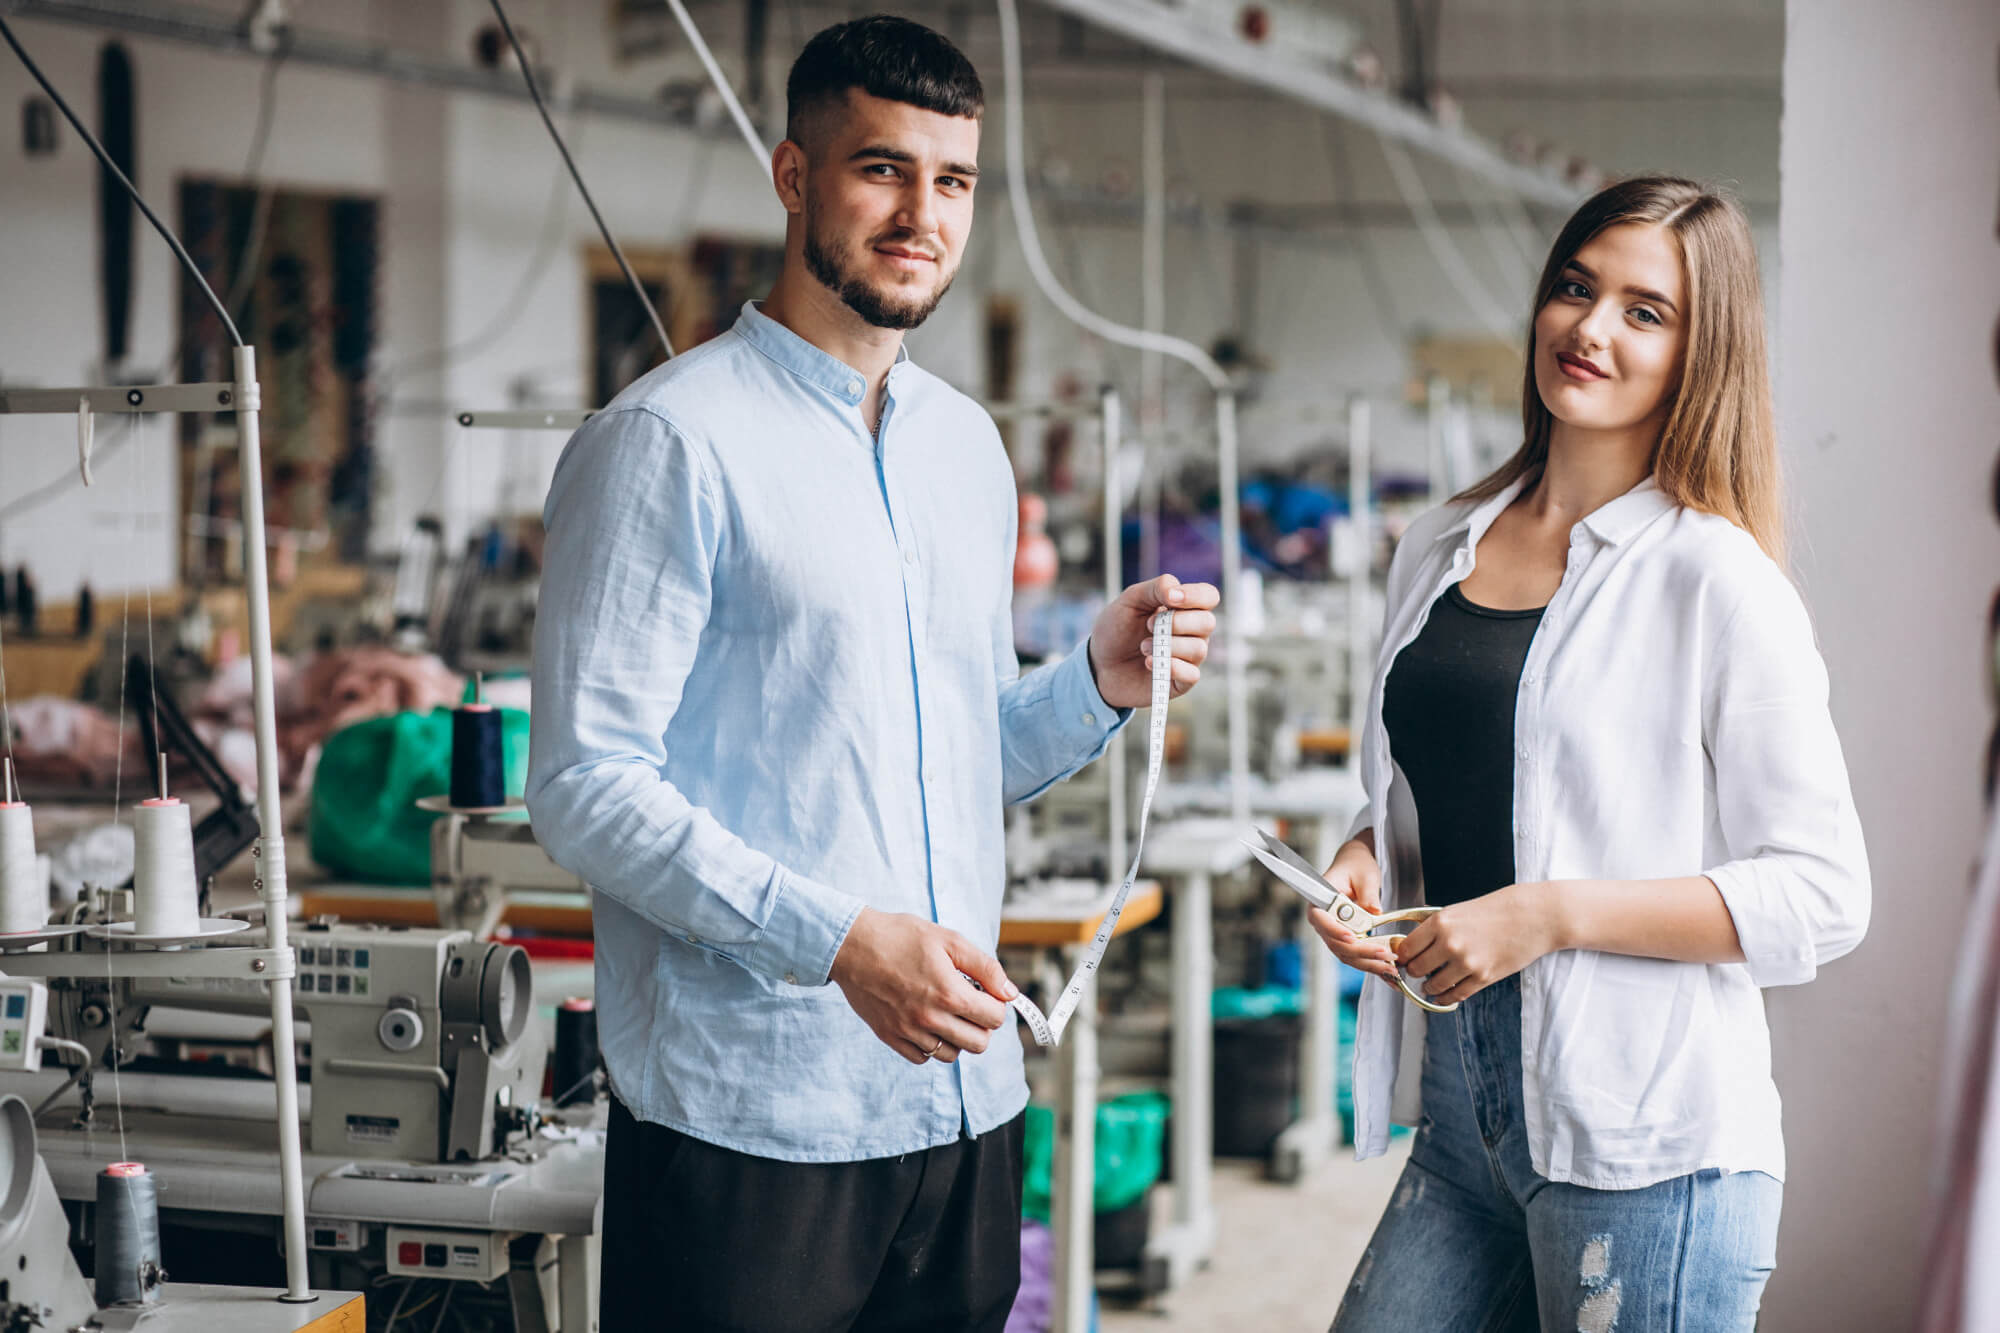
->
xmin=1559 ymin=279 xmax=1590 ymax=300
xmin=1631 ymin=307 xmax=1662 ymax=325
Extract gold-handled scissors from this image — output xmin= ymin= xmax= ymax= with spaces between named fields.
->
xmin=1242 ymin=826 xmax=1460 ymax=1014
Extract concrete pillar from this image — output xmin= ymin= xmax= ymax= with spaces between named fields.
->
xmin=1770 ymin=1 xmax=2000 ymax=1325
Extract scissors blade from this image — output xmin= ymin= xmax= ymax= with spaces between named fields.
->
xmin=1254 ymin=826 xmax=1334 ymax=885
xmin=1243 ymin=841 xmax=1339 ymax=913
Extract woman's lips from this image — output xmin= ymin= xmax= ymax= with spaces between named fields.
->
xmin=1556 ymin=352 xmax=1607 ymax=381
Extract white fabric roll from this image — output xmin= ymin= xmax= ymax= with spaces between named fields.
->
xmin=132 ymin=800 xmax=200 ymax=937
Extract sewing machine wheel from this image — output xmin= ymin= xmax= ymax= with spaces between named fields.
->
xmin=482 ymin=943 xmax=532 ymax=1050
xmin=0 ymin=1096 xmax=36 ymax=1240
xmin=443 ymin=939 xmax=533 ymax=1053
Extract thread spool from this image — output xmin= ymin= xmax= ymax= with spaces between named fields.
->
xmin=449 ymin=696 xmax=507 ymax=810
xmin=0 ymin=761 xmax=44 ymax=935
xmin=95 ymin=1162 xmax=163 ymax=1306
xmin=132 ymin=798 xmax=200 ymax=937
xmin=552 ymin=997 xmax=599 ymax=1108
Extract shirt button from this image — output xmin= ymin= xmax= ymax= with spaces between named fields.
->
xmin=848 ymin=379 xmax=863 ymax=396
xmin=784 ymin=972 xmax=799 ymax=985
xmin=1082 ymin=711 xmax=1097 ymax=727
xmin=1516 ymin=746 xmax=1529 ymax=760
xmin=904 ymin=548 xmax=916 ymax=566
xmin=685 ymin=934 xmax=700 ymax=945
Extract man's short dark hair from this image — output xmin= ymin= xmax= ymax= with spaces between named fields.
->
xmin=785 ymin=15 xmax=984 ymax=149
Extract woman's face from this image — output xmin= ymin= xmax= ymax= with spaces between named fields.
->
xmin=1532 ymin=223 xmax=1690 ymax=438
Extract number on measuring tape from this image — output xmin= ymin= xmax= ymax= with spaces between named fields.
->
xmin=1010 ymin=608 xmax=1175 ymax=1047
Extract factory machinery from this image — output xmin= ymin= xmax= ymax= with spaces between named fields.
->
xmin=0 ymin=917 xmax=603 ymax=1332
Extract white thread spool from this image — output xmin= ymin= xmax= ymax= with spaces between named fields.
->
xmin=132 ymin=798 xmax=200 ymax=937
xmin=0 ymin=800 xmax=45 ymax=935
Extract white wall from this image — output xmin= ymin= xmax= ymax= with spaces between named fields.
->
xmin=0 ymin=12 xmax=399 ymax=599
xmin=1767 ymin=0 xmax=2000 ymax=1325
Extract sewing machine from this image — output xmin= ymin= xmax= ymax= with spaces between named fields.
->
xmin=429 ymin=813 xmax=589 ymax=939
xmin=37 ymin=923 xmax=545 ymax=1164
xmin=0 ymin=1089 xmax=367 ymax=1331
xmin=0 ymin=923 xmax=602 ymax=1330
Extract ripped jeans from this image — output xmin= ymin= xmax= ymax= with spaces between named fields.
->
xmin=1330 ymin=974 xmax=1781 ymax=1333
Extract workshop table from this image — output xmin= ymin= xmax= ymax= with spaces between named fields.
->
xmin=1133 ymin=817 xmax=1254 ymax=1294
xmin=1000 ymin=881 xmax=1163 ymax=1333
xmin=1154 ymin=770 xmax=1369 ymax=1184
xmin=1244 ymin=768 xmax=1369 ymax=1183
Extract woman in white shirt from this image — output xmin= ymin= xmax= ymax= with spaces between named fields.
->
xmin=1319 ymin=176 xmax=1870 ymax=1332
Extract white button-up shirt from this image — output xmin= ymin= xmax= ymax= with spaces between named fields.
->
xmin=1348 ymin=474 xmax=1871 ymax=1189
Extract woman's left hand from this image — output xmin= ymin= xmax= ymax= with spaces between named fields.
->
xmin=1396 ymin=882 xmax=1564 ymax=1007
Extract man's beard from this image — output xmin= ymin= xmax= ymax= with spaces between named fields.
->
xmin=803 ymin=200 xmax=956 ymax=331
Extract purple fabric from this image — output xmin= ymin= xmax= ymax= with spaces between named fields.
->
xmin=1006 ymin=1220 xmax=1054 ymax=1333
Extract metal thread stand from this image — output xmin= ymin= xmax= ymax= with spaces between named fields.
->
xmin=0 ymin=351 xmax=315 ymax=1303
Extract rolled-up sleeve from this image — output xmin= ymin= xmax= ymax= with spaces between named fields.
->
xmin=525 ymin=407 xmax=862 ymax=987
xmin=1701 ymin=571 xmax=1871 ymax=988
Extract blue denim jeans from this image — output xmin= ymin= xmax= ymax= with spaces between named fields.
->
xmin=1331 ymin=974 xmax=1781 ymax=1333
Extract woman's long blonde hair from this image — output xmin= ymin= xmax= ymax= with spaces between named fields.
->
xmin=1458 ymin=176 xmax=1785 ymax=565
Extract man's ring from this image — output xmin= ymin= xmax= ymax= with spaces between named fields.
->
xmin=924 ymin=1037 xmax=944 ymax=1058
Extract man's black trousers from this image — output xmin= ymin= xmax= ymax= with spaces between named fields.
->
xmin=600 ymin=1095 xmax=1026 ymax=1332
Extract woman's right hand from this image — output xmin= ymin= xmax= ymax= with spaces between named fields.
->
xmin=1305 ymin=835 xmax=1401 ymax=986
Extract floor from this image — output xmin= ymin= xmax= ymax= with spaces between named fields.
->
xmin=1100 ymin=1144 xmax=1410 ymax=1332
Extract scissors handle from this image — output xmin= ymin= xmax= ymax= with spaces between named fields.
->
xmin=1359 ymin=907 xmax=1461 ymax=1015
xmin=1368 ymin=933 xmax=1459 ymax=1014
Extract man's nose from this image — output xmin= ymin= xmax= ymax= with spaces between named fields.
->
xmin=897 ymin=184 xmax=939 ymax=238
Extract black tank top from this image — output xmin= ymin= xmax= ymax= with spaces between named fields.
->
xmin=1382 ymin=583 xmax=1545 ymax=908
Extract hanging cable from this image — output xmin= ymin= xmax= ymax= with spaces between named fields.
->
xmin=996 ymin=0 xmax=1227 ymax=390
xmin=663 ymin=0 xmax=771 ymax=168
xmin=485 ymin=0 xmax=673 ymax=361
xmin=1376 ymin=134 xmax=1521 ymax=342
xmin=994 ymin=0 xmax=1250 ymax=824
xmin=222 ymin=36 xmax=292 ymax=322
xmin=1456 ymin=165 xmax=1537 ymax=293
xmin=1319 ymin=116 xmax=1403 ymax=340
xmin=383 ymin=142 xmax=577 ymax=393
xmin=0 ymin=16 xmax=243 ymax=347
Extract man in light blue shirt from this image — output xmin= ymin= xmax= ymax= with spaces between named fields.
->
xmin=526 ymin=16 xmax=1218 ymax=1332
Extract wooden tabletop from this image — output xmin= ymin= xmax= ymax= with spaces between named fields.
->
xmin=302 ymin=881 xmax=1165 ymax=950
xmin=999 ymin=881 xmax=1162 ymax=947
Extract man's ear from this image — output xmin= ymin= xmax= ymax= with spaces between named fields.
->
xmin=771 ymin=139 xmax=808 ymax=216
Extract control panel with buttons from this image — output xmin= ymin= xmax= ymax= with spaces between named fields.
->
xmin=0 ymin=978 xmax=48 ymax=1071
xmin=293 ymin=942 xmax=374 ymax=1000
xmin=305 ymin=1217 xmax=365 ymax=1252
xmin=384 ymin=1226 xmax=510 ymax=1282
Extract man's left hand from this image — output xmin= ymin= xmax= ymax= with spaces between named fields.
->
xmin=1086 ymin=573 xmax=1220 ymax=709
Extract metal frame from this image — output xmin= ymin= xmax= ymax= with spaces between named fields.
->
xmin=1034 ymin=0 xmax=1584 ymax=206
xmin=453 ymin=409 xmax=596 ymax=431
xmin=7 ymin=0 xmax=1579 ymax=205
xmin=0 ymin=349 xmax=317 ymax=1305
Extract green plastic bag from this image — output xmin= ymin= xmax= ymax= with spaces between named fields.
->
xmin=1022 ymin=1090 xmax=1170 ymax=1223
xmin=308 ymin=706 xmax=530 ymax=885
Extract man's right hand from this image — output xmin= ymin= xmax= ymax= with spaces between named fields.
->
xmin=829 ymin=908 xmax=1018 ymax=1065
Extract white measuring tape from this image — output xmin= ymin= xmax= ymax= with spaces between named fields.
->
xmin=1009 ymin=607 xmax=1175 ymax=1047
